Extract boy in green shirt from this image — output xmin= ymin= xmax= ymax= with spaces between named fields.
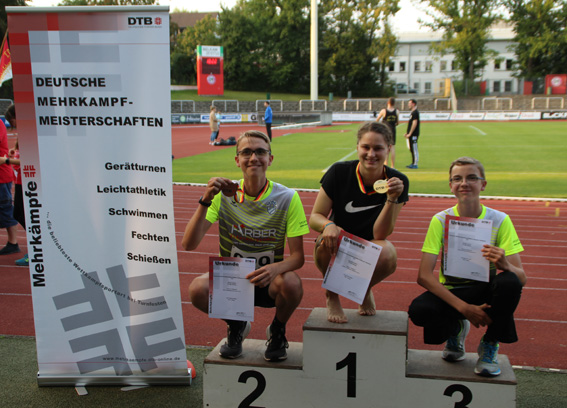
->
xmin=409 ymin=157 xmax=526 ymax=376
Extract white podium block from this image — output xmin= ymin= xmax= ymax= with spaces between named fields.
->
xmin=405 ymin=349 xmax=517 ymax=407
xmin=203 ymin=308 xmax=517 ymax=408
xmin=203 ymin=339 xmax=307 ymax=408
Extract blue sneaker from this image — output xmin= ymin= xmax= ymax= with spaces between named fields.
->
xmin=15 ymin=253 xmax=29 ymax=266
xmin=442 ymin=319 xmax=470 ymax=362
xmin=474 ymin=337 xmax=501 ymax=376
xmin=406 ymin=164 xmax=418 ymax=169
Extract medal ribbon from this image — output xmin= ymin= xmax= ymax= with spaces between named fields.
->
xmin=234 ymin=179 xmax=270 ymax=203
xmin=356 ymin=163 xmax=387 ymax=195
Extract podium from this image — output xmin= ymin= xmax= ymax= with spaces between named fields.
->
xmin=203 ymin=308 xmax=516 ymax=407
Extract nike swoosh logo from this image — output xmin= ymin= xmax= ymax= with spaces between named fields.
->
xmin=345 ymin=201 xmax=381 ymax=213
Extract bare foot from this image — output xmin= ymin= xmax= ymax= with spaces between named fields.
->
xmin=358 ymin=291 xmax=376 ymax=316
xmin=326 ymin=292 xmax=348 ymax=323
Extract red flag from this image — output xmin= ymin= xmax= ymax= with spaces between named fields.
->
xmin=0 ymin=34 xmax=12 ymax=87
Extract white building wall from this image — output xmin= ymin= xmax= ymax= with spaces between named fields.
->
xmin=389 ymin=25 xmax=520 ymax=95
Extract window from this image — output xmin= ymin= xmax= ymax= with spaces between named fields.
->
xmin=425 ymin=61 xmax=433 ymax=72
xmin=440 ymin=61 xmax=447 ymax=72
xmin=414 ymin=83 xmax=420 ymax=92
xmin=506 ymin=59 xmax=513 ymax=70
xmin=451 ymin=60 xmax=458 ymax=71
xmin=495 ymin=61 xmax=501 ymax=70
xmin=505 ymin=81 xmax=512 ymax=92
xmin=493 ymin=81 xmax=501 ymax=92
xmin=400 ymin=62 xmax=406 ymax=72
xmin=414 ymin=61 xmax=421 ymax=72
xmin=389 ymin=62 xmax=395 ymax=72
xmin=424 ymin=82 xmax=432 ymax=94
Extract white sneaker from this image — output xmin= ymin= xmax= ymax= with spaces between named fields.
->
xmin=474 ymin=337 xmax=501 ymax=376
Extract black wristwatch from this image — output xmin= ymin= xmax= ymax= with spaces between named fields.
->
xmin=198 ymin=196 xmax=212 ymax=207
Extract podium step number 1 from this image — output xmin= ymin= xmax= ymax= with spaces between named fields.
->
xmin=204 ymin=308 xmax=517 ymax=407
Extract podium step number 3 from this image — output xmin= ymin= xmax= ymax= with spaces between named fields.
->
xmin=204 ymin=308 xmax=517 ymax=408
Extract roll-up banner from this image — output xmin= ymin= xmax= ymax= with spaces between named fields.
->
xmin=7 ymin=6 xmax=189 ymax=386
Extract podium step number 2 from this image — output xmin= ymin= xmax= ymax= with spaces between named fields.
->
xmin=204 ymin=308 xmax=517 ymax=408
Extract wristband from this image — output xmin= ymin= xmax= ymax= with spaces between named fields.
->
xmin=387 ymin=198 xmax=399 ymax=204
xmin=198 ymin=196 xmax=212 ymax=207
xmin=5 ymin=158 xmax=9 ymax=165
xmin=322 ymin=221 xmax=335 ymax=232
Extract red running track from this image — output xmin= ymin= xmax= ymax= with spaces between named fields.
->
xmin=1 ymin=124 xmax=566 ymax=370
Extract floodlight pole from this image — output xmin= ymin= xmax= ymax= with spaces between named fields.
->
xmin=310 ymin=0 xmax=318 ymax=101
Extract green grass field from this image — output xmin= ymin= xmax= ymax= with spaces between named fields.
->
xmin=172 ymin=121 xmax=567 ymax=198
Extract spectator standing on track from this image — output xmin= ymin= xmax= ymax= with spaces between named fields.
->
xmin=309 ymin=121 xmax=409 ymax=323
xmin=408 ymin=157 xmax=526 ymax=377
xmin=263 ymin=101 xmax=273 ymax=141
xmin=182 ymin=130 xmax=309 ymax=361
xmin=209 ymin=106 xmax=219 ymax=145
xmin=0 ymin=107 xmax=20 ymax=256
xmin=376 ymin=97 xmax=399 ymax=168
xmin=404 ymin=98 xmax=420 ymax=169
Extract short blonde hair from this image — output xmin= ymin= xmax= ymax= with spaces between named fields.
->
xmin=236 ymin=130 xmax=271 ymax=152
xmin=449 ymin=157 xmax=485 ymax=179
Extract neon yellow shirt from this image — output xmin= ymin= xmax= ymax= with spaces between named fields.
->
xmin=422 ymin=205 xmax=523 ymax=286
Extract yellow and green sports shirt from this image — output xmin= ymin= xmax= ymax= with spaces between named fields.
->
xmin=206 ymin=180 xmax=309 ymax=267
xmin=422 ymin=205 xmax=523 ymax=287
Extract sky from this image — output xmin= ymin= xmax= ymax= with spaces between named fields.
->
xmin=27 ymin=0 xmax=429 ymax=33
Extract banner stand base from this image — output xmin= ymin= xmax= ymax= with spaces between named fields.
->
xmin=37 ymin=373 xmax=191 ymax=387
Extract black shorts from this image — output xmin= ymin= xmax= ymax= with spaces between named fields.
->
xmin=254 ymin=285 xmax=276 ymax=308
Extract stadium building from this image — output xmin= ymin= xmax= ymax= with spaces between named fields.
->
xmin=389 ymin=22 xmax=519 ymax=96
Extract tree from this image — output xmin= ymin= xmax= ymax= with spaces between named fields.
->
xmin=420 ymin=0 xmax=500 ymax=82
xmin=372 ymin=22 xmax=398 ymax=96
xmin=504 ymin=0 xmax=567 ymax=78
xmin=219 ymin=0 xmax=311 ymax=93
xmin=319 ymin=0 xmax=399 ymax=97
xmin=172 ymin=14 xmax=220 ymax=85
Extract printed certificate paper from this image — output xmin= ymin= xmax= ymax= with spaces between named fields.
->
xmin=209 ymin=257 xmax=255 ymax=321
xmin=322 ymin=233 xmax=382 ymax=304
xmin=444 ymin=216 xmax=493 ymax=282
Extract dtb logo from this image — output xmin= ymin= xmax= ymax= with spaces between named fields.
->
xmin=128 ymin=17 xmax=160 ymax=26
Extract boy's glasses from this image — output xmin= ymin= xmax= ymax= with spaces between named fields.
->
xmin=237 ymin=148 xmax=271 ymax=158
xmin=449 ymin=175 xmax=485 ymax=184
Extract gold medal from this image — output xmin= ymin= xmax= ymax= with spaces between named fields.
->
xmin=373 ymin=179 xmax=389 ymax=194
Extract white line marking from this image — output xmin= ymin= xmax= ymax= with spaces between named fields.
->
xmin=322 ymin=149 xmax=357 ymax=172
xmin=469 ymin=125 xmax=487 ymax=135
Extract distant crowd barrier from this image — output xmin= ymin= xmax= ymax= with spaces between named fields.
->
xmin=482 ymin=97 xmax=513 ymax=110
xmin=213 ymin=99 xmax=239 ymax=112
xmin=299 ymin=99 xmax=328 ymax=111
xmin=532 ymin=97 xmax=564 ymax=109
xmin=255 ymin=99 xmax=283 ymax=111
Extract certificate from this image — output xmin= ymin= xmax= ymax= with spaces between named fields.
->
xmin=322 ymin=232 xmax=382 ymax=304
xmin=209 ymin=257 xmax=255 ymax=321
xmin=443 ymin=216 xmax=493 ymax=282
